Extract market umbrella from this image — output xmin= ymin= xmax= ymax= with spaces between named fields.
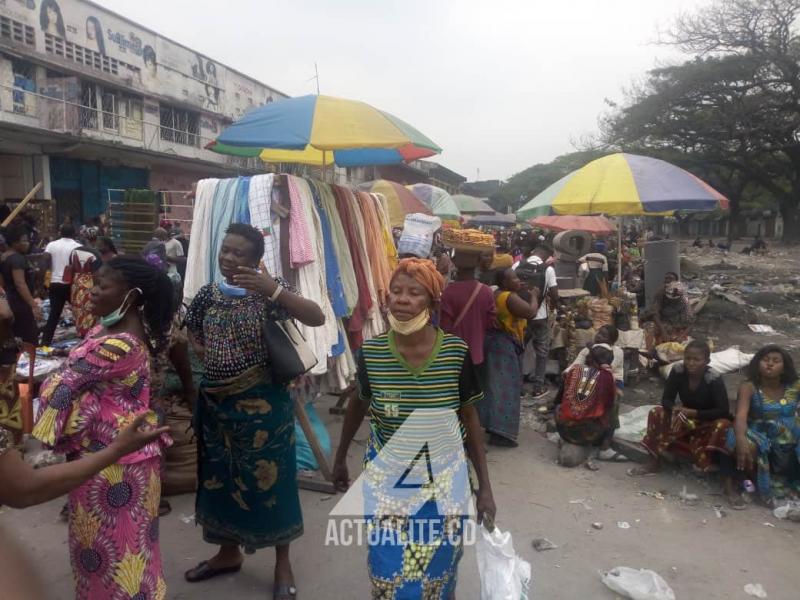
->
xmin=517 ymin=153 xmax=729 ymax=285
xmin=451 ymin=194 xmax=496 ymax=215
xmin=530 ymin=215 xmax=616 ymax=235
xmin=357 ymin=180 xmax=432 ymax=227
xmin=516 ymin=153 xmax=728 ymax=221
xmin=207 ymin=95 xmax=442 ymax=168
xmin=465 ymin=213 xmax=517 ymax=228
xmin=406 ymin=184 xmax=461 ymax=222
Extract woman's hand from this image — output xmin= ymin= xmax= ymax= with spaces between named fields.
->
xmin=476 ymin=488 xmax=497 ymax=526
xmin=110 ymin=413 xmax=169 ymax=459
xmin=31 ymin=303 xmax=43 ymax=321
xmin=735 ymin=436 xmax=754 ymax=472
xmin=332 ymin=458 xmax=350 ymax=492
xmin=233 ymin=265 xmax=280 ymax=298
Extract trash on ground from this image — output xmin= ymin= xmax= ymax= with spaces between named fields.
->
xmin=638 ymin=491 xmax=665 ymax=500
xmin=679 ymin=486 xmax=699 ymax=506
xmin=531 ymin=537 xmax=558 ymax=551
xmin=180 ymin=513 xmax=196 ymax=524
xmin=615 ymin=406 xmax=658 ymax=443
xmin=744 ymin=583 xmax=768 ymax=598
xmin=748 ymin=324 xmax=777 ymax=333
xmin=592 ymin=522 xmax=604 ymax=530
xmin=772 ymin=501 xmax=800 ymax=522
xmin=617 ymin=521 xmax=631 ymax=529
xmin=569 ymin=498 xmax=592 ymax=510
xmin=600 ymin=566 xmax=676 ymax=600
xmin=712 ymin=505 xmax=727 ymax=518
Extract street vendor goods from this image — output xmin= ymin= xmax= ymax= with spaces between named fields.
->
xmin=443 ymin=228 xmax=494 ymax=251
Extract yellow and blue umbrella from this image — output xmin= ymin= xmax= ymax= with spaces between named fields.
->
xmin=207 ymin=95 xmax=442 ymax=167
xmin=517 ymin=153 xmax=729 ymax=221
xmin=406 ymin=184 xmax=461 ymax=222
xmin=357 ymin=180 xmax=432 ymax=228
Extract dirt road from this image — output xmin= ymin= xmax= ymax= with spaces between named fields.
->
xmin=3 ymin=393 xmax=798 ymax=599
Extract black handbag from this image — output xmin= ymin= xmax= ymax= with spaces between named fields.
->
xmin=262 ymin=318 xmax=318 ymax=384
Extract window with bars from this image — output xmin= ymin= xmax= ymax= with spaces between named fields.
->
xmin=159 ymin=104 xmax=200 ymax=147
xmin=44 ymin=33 xmax=140 ymax=79
xmin=0 ymin=15 xmax=35 ymax=47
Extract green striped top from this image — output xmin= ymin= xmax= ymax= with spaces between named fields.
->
xmin=357 ymin=329 xmax=483 ymax=453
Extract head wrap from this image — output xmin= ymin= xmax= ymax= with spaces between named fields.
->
xmin=392 ymin=258 xmax=445 ymax=301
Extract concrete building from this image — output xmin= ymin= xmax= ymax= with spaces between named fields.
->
xmin=0 ymin=0 xmax=285 ymax=230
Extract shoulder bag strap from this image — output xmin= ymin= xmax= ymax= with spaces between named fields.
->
xmin=453 ymin=281 xmax=484 ymax=329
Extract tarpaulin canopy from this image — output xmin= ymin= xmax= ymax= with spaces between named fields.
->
xmin=530 ymin=215 xmax=616 ymax=235
xmin=452 ymin=194 xmax=496 ymax=215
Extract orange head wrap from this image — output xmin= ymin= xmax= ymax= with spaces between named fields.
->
xmin=392 ymin=258 xmax=445 ymax=301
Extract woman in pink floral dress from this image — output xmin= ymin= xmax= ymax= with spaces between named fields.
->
xmin=33 ymin=256 xmax=175 ymax=600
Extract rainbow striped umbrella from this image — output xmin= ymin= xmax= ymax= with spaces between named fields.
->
xmin=406 ymin=184 xmax=461 ymax=221
xmin=207 ymin=95 xmax=441 ymax=167
xmin=517 ymin=153 xmax=729 ymax=221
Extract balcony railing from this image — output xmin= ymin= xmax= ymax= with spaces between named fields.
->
xmin=0 ymin=81 xmax=262 ymax=170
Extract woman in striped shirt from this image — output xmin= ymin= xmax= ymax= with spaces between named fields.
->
xmin=334 ymin=258 xmax=496 ymax=600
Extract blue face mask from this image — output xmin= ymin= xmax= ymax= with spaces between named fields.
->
xmin=218 ymin=279 xmax=247 ymax=297
xmin=99 ymin=288 xmax=141 ymax=328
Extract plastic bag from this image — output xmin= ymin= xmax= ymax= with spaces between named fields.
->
xmin=772 ymin=500 xmax=800 ymax=522
xmin=601 ymin=567 xmax=675 ymax=600
xmin=615 ymin=406 xmax=658 ymax=443
xmin=476 ymin=524 xmax=532 ymax=600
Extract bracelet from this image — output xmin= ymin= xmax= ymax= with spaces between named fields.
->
xmin=270 ymin=285 xmax=283 ymax=302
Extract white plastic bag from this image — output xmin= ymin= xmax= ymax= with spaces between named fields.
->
xmin=615 ymin=406 xmax=658 ymax=443
xmin=601 ymin=567 xmax=675 ymax=600
xmin=476 ymin=524 xmax=532 ymax=600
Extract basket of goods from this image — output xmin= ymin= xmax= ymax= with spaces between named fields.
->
xmin=442 ymin=228 xmax=495 ymax=252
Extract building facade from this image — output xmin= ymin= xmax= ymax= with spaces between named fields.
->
xmin=0 ymin=0 xmax=285 ymax=228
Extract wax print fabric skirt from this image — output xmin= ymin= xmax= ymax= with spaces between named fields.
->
xmin=479 ymin=330 xmax=523 ymax=442
xmin=195 ymin=367 xmax=303 ymax=549
xmin=642 ymin=406 xmax=730 ymax=471
xmin=363 ymin=434 xmax=467 ymax=600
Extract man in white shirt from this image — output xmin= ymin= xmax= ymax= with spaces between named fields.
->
xmin=41 ymin=224 xmax=81 ymax=345
xmin=514 ymin=244 xmax=559 ymax=398
xmin=164 ymin=229 xmax=185 ymax=281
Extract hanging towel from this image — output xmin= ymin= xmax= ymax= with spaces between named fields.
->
xmin=209 ymin=178 xmax=239 ymax=285
xmin=183 ymin=178 xmax=219 ymax=303
xmin=248 ymin=174 xmax=282 ymax=277
xmin=234 ymin=176 xmax=252 ymax=225
xmin=317 ymin=182 xmax=358 ymax=314
xmin=287 ymin=176 xmax=315 ymax=268
xmin=287 ymin=176 xmax=338 ymax=374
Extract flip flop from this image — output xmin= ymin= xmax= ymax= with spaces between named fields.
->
xmin=596 ymin=449 xmax=629 ymax=463
xmin=184 ymin=561 xmax=242 ymax=583
xmin=627 ymin=466 xmax=656 ymax=477
xmin=274 ymin=584 xmax=297 ymax=599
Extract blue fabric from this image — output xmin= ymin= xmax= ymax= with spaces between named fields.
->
xmin=234 ymin=176 xmax=251 ymax=225
xmin=294 ymin=401 xmax=332 ymax=471
xmin=209 ymin=178 xmax=239 ymax=284
xmin=217 ymin=95 xmax=317 ymax=149
xmin=309 ymin=182 xmax=347 ymax=357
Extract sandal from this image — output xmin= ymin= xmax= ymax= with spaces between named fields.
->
xmin=184 ymin=561 xmax=242 ymax=583
xmin=274 ymin=584 xmax=297 ymax=599
xmin=585 ymin=459 xmax=600 ymax=471
xmin=596 ymin=449 xmax=629 ymax=462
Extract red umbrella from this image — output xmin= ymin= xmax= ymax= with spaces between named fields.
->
xmin=530 ymin=215 xmax=616 ymax=235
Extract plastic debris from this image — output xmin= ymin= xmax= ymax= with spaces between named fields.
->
xmin=617 ymin=521 xmax=631 ymax=529
xmin=712 ymin=504 xmax=726 ymax=518
xmin=638 ymin=491 xmax=665 ymax=500
xmin=180 ymin=513 xmax=195 ymax=524
xmin=569 ymin=498 xmax=592 ymax=510
xmin=744 ymin=583 xmax=768 ymax=598
xmin=748 ymin=324 xmax=777 ymax=333
xmin=531 ymin=537 xmax=558 ymax=551
xmin=772 ymin=501 xmax=800 ymax=522
xmin=601 ymin=567 xmax=676 ymax=600
xmin=592 ymin=522 xmax=604 ymax=530
xmin=679 ymin=486 xmax=699 ymax=506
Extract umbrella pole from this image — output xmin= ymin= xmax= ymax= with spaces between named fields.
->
xmin=617 ymin=217 xmax=623 ymax=289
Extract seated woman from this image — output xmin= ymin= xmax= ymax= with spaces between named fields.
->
xmin=643 ymin=272 xmax=694 ymax=351
xmin=629 ymin=341 xmax=731 ymax=477
xmin=720 ymin=345 xmax=800 ymax=509
xmin=565 ymin=325 xmax=626 ymax=462
xmin=555 ymin=345 xmax=617 ymax=467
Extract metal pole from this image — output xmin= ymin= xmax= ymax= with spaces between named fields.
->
xmin=617 ymin=217 xmax=623 ymax=288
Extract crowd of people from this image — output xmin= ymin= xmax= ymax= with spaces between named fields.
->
xmin=0 ymin=213 xmax=797 ymax=600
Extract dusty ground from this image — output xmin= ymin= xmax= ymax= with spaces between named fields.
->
xmin=3 ymin=240 xmax=799 ymax=599
xmin=3 ymin=390 xmax=799 ymax=600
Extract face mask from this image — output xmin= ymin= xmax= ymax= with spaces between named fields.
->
xmin=218 ymin=279 xmax=247 ymax=297
xmin=100 ymin=288 xmax=141 ymax=328
xmin=388 ymin=309 xmax=430 ymax=336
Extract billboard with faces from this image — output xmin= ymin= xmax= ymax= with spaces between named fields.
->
xmin=0 ymin=0 xmax=285 ymax=118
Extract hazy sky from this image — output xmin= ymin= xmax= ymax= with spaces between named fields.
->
xmin=99 ymin=0 xmax=711 ymax=181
